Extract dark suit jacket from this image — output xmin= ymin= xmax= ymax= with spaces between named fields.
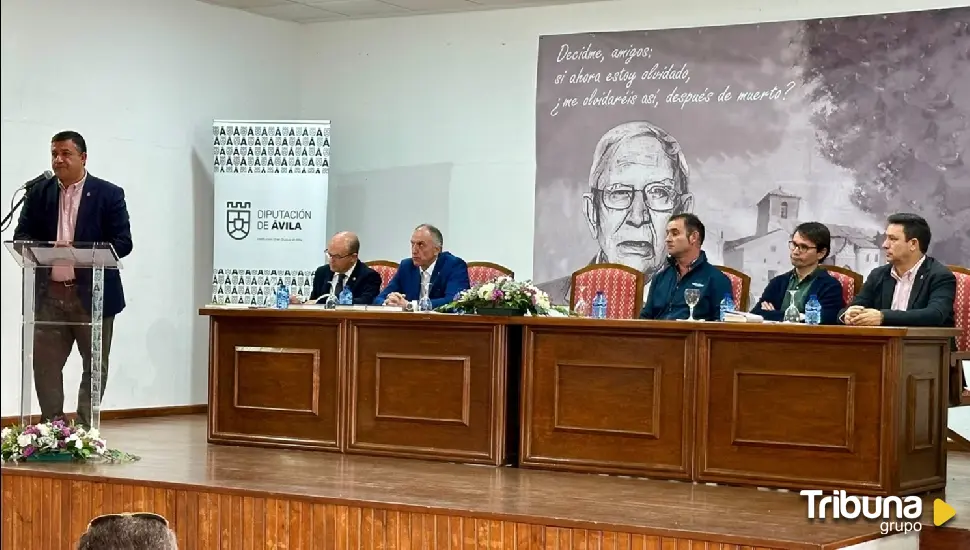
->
xmin=13 ymin=174 xmax=133 ymax=318
xmin=840 ymin=256 xmax=956 ymax=328
xmin=309 ymin=262 xmax=381 ymax=305
xmin=750 ymin=268 xmax=845 ymax=325
xmin=374 ymin=251 xmax=470 ymax=309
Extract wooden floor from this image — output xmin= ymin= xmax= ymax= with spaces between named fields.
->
xmin=2 ymin=415 xmax=968 ymax=550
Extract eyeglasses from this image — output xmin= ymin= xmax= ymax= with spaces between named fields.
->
xmin=87 ymin=512 xmax=169 ymax=530
xmin=325 ymin=250 xmax=355 ymax=260
xmin=594 ymin=180 xmax=680 ymax=211
xmin=788 ymin=240 xmax=817 ymax=253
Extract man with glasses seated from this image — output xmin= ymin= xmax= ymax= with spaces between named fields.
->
xmin=77 ymin=512 xmax=177 ymax=550
xmin=750 ymin=222 xmax=844 ymax=324
xmin=297 ymin=231 xmax=382 ymax=305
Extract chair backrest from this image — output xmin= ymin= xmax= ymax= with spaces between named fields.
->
xmin=714 ymin=266 xmax=751 ymax=310
xmin=467 ymin=261 xmax=514 ymax=286
xmin=569 ymin=263 xmax=644 ymax=319
xmin=948 ymin=265 xmax=970 ymax=352
xmin=822 ymin=265 xmax=863 ymax=306
xmin=366 ymin=260 xmax=399 ymax=290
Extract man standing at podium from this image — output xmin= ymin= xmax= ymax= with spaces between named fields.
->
xmin=13 ymin=131 xmax=133 ymax=428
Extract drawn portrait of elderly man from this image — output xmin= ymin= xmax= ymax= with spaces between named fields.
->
xmin=539 ymin=121 xmax=694 ymax=305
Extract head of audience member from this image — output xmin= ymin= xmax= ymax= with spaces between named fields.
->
xmin=665 ymin=213 xmax=704 ymax=263
xmin=583 ymin=121 xmax=693 ymax=276
xmin=882 ymin=213 xmax=931 ymax=271
xmin=77 ymin=513 xmax=177 ymax=550
xmin=51 ymin=130 xmax=87 ymax=185
xmin=789 ymin=222 xmax=831 ymax=273
xmin=410 ymin=224 xmax=443 ymax=270
xmin=327 ymin=231 xmax=360 ymax=274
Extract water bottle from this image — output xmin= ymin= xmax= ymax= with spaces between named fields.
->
xmin=719 ymin=293 xmax=735 ymax=321
xmin=805 ymin=294 xmax=822 ymax=325
xmin=591 ymin=290 xmax=607 ymax=319
xmin=275 ymin=280 xmax=290 ymax=309
xmin=338 ymin=286 xmax=353 ymax=305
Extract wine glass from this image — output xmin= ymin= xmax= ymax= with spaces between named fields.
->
xmin=783 ymin=290 xmax=800 ymax=323
xmin=684 ymin=288 xmax=701 ymax=321
xmin=574 ymin=285 xmax=588 ymax=316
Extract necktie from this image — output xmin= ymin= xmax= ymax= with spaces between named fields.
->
xmin=420 ymin=269 xmax=429 ymax=300
xmin=334 ymin=273 xmax=346 ymax=297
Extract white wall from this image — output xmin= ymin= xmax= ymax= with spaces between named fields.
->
xmin=0 ymin=0 xmax=301 ymax=416
xmin=299 ymin=0 xmax=966 ymax=278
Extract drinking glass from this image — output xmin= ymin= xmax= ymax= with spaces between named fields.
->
xmin=783 ymin=290 xmax=801 ymax=323
xmin=684 ymin=288 xmax=701 ymax=321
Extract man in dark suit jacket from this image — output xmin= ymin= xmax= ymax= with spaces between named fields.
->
xmin=302 ymin=231 xmax=381 ymax=305
xmin=374 ymin=224 xmax=470 ymax=309
xmin=12 ymin=131 xmax=133 ymax=428
xmin=841 ymin=213 xmax=956 ymax=328
xmin=751 ymin=222 xmax=845 ymax=325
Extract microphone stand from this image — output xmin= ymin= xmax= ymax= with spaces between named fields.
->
xmin=0 ymin=189 xmax=27 ymax=233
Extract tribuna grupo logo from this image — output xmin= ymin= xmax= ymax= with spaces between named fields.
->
xmin=800 ymin=490 xmax=924 ymax=535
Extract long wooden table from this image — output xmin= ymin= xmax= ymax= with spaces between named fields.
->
xmin=199 ymin=305 xmax=958 ymax=496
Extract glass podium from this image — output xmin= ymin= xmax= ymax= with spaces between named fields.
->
xmin=4 ymin=240 xmax=121 ymax=431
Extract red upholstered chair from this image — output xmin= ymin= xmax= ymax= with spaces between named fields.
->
xmin=366 ymin=260 xmax=399 ymax=291
xmin=467 ymin=261 xmax=514 ymax=286
xmin=947 ymin=265 xmax=970 ymax=406
xmin=569 ymin=263 xmax=644 ymax=319
xmin=822 ymin=265 xmax=863 ymax=306
xmin=714 ymin=266 xmax=750 ymax=311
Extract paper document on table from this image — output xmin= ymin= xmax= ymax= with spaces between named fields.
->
xmin=722 ymin=311 xmax=764 ymax=323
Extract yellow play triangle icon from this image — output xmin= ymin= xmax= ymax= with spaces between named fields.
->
xmin=933 ymin=499 xmax=956 ymax=527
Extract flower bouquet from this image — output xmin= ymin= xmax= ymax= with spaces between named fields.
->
xmin=437 ymin=276 xmax=573 ymax=316
xmin=1 ymin=419 xmax=140 ymax=464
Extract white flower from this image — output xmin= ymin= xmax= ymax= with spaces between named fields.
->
xmin=478 ymin=283 xmax=495 ymax=300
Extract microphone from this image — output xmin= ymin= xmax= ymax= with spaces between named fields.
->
xmin=1 ymin=170 xmax=55 ymax=232
xmin=23 ymin=170 xmax=54 ymax=190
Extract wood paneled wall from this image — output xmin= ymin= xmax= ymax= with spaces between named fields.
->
xmin=1 ymin=473 xmax=787 ymax=550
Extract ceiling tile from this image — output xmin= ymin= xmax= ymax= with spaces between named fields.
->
xmin=380 ymin=0 xmax=477 ymax=10
xmin=247 ymin=2 xmax=335 ymax=20
xmin=302 ymin=1 xmax=410 ymax=17
xmin=201 ymin=0 xmax=292 ymax=8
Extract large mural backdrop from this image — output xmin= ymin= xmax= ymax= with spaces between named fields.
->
xmin=534 ymin=8 xmax=970 ymax=307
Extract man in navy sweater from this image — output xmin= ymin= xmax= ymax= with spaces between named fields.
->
xmin=750 ymin=222 xmax=845 ymax=324
xmin=639 ymin=214 xmax=732 ymax=321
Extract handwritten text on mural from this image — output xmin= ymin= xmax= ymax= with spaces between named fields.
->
xmin=548 ymin=43 xmax=798 ymax=116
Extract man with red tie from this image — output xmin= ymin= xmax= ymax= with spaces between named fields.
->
xmin=13 ymin=131 xmax=133 ymax=428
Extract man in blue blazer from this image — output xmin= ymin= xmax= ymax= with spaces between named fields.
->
xmin=374 ymin=224 xmax=470 ymax=309
xmin=750 ymin=222 xmax=844 ymax=324
xmin=13 ymin=131 xmax=133 ymax=428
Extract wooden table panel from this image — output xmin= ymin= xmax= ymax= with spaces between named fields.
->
xmin=697 ymin=332 xmax=887 ymax=492
xmin=208 ymin=315 xmax=343 ymax=451
xmin=347 ymin=318 xmax=508 ymax=465
xmin=520 ymin=325 xmax=694 ymax=478
xmin=896 ymin=339 xmax=949 ymax=493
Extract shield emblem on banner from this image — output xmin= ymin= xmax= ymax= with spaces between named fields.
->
xmin=226 ymin=201 xmax=251 ymax=240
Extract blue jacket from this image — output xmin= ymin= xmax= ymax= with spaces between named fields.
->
xmin=639 ymin=251 xmax=732 ymax=321
xmin=374 ymin=251 xmax=470 ymax=309
xmin=14 ymin=174 xmax=133 ymax=318
xmin=750 ymin=268 xmax=845 ymax=325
